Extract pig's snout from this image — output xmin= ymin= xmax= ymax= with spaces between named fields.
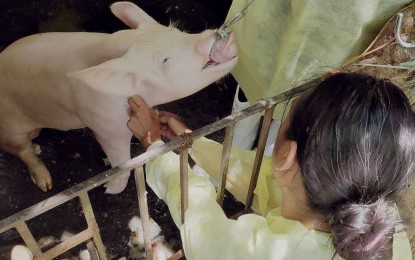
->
xmin=210 ymin=32 xmax=238 ymax=63
xmin=195 ymin=31 xmax=237 ymax=59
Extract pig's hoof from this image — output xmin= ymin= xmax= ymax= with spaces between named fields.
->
xmin=39 ymin=181 xmax=53 ymax=192
xmin=30 ymin=173 xmax=53 ymax=192
xmin=104 ymin=174 xmax=130 ymax=194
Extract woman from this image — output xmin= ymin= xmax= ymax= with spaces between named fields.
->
xmin=128 ymin=73 xmax=415 ymax=259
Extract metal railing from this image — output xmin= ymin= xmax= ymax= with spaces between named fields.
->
xmin=0 ymin=81 xmax=315 ymax=260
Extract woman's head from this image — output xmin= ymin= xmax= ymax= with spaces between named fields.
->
xmin=285 ymin=72 xmax=415 ymax=259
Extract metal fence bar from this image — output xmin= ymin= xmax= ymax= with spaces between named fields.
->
xmin=135 ymin=166 xmax=153 ymax=260
xmin=216 ymin=123 xmax=235 ymax=206
xmin=79 ymin=192 xmax=107 ymax=260
xmin=245 ymin=105 xmax=276 ymax=210
xmin=180 ymin=149 xmax=189 ymax=224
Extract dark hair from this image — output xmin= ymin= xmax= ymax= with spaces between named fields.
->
xmin=286 ymin=73 xmax=415 ymax=259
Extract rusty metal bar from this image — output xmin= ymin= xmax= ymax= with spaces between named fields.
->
xmin=216 ymin=123 xmax=235 ymax=205
xmin=15 ymin=221 xmax=42 ymax=256
xmin=245 ymin=105 xmax=276 ymax=209
xmin=79 ymin=192 xmax=107 ymax=260
xmin=180 ymin=149 xmax=189 ymax=224
xmin=135 ymin=166 xmax=153 ymax=260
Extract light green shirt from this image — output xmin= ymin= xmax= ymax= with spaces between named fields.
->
xmin=146 ymin=137 xmax=412 ymax=259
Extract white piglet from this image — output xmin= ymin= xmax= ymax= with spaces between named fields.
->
xmin=0 ymin=1 xmax=238 ymax=194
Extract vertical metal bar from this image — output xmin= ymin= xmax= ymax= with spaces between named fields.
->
xmin=180 ymin=149 xmax=189 ymax=224
xmin=79 ymin=192 xmax=107 ymax=260
xmin=135 ymin=166 xmax=153 ymax=260
xmin=245 ymin=105 xmax=276 ymax=209
xmin=216 ymin=124 xmax=235 ymax=205
xmin=15 ymin=221 xmax=42 ymax=256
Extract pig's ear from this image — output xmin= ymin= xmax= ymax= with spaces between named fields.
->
xmin=110 ymin=1 xmax=156 ymax=29
xmin=67 ymin=60 xmax=140 ymax=97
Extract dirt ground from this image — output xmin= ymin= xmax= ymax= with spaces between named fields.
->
xmin=0 ymin=0 xmax=242 ymax=258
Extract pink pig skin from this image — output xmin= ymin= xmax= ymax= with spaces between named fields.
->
xmin=0 ymin=1 xmax=238 ymax=194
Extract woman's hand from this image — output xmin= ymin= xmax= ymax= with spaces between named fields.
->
xmin=159 ymin=111 xmax=192 ymax=140
xmin=127 ymin=95 xmax=161 ymax=149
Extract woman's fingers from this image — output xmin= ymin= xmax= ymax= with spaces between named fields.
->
xmin=127 ymin=95 xmax=162 ymax=148
xmin=159 ymin=111 xmax=182 ymax=124
xmin=168 ymin=117 xmax=192 ymax=135
xmin=128 ymin=99 xmax=192 ymax=139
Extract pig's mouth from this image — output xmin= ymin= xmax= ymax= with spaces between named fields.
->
xmin=202 ymin=32 xmax=237 ymax=70
xmin=202 ymin=59 xmax=219 ymax=69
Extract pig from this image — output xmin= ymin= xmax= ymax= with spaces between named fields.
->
xmin=128 ymin=216 xmax=174 ymax=260
xmin=0 ymin=1 xmax=238 ymax=194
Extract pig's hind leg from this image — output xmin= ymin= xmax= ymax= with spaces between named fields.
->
xmin=1 ymin=129 xmax=52 ymax=192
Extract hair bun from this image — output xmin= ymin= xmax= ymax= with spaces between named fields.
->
xmin=329 ymin=198 xmax=400 ymax=258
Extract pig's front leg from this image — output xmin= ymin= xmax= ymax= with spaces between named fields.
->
xmin=94 ymin=130 xmax=133 ymax=194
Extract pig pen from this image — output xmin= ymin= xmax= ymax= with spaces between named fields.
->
xmin=0 ymin=0 xmax=239 ymax=258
